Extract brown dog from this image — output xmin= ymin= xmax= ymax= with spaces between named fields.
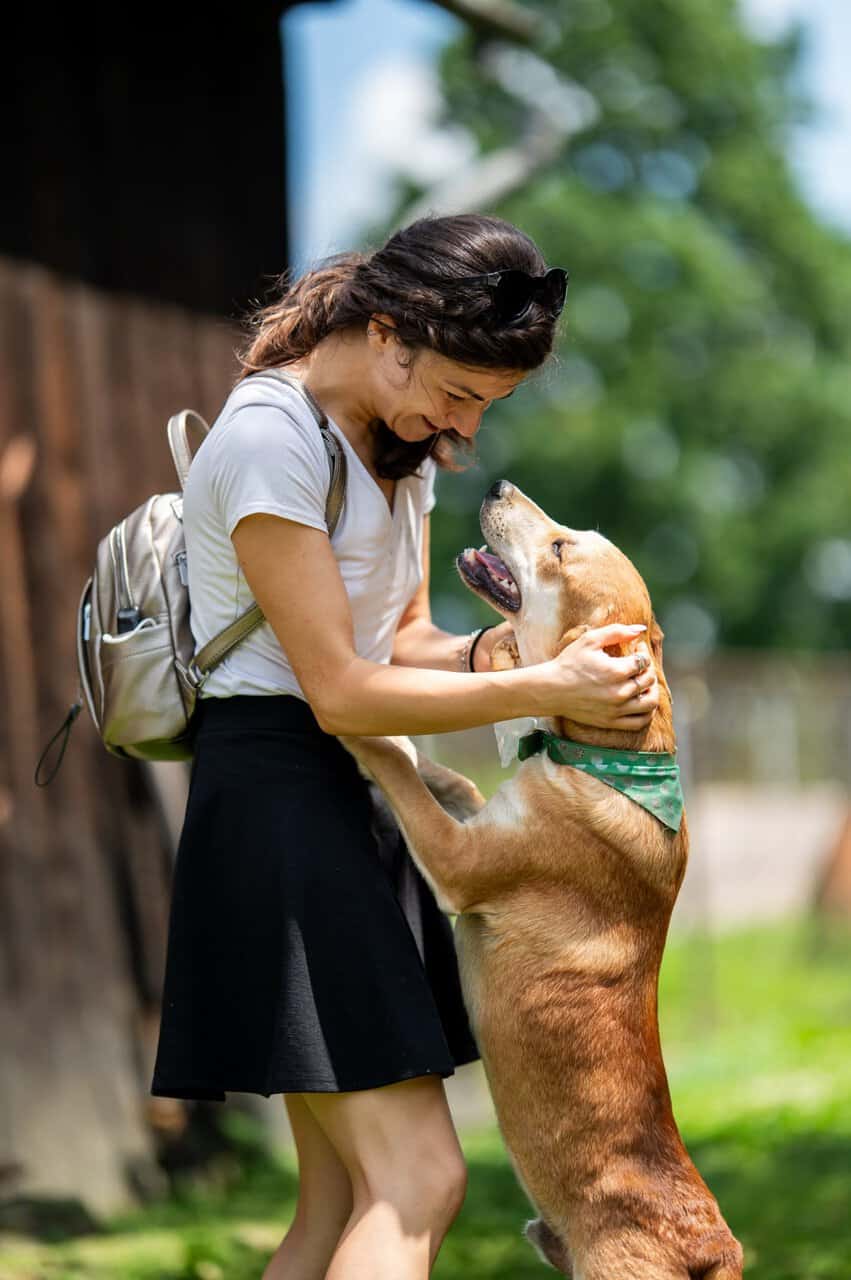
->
xmin=339 ymin=480 xmax=743 ymax=1279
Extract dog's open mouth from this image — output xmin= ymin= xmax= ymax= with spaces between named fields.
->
xmin=457 ymin=545 xmax=521 ymax=612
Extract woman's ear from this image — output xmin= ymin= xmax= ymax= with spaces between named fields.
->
xmin=367 ymin=313 xmax=398 ymax=345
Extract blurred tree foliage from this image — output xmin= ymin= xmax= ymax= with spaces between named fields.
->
xmin=370 ymin=0 xmax=851 ymax=653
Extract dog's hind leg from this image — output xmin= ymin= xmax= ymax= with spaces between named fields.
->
xmin=524 ymin=1218 xmax=573 ymax=1275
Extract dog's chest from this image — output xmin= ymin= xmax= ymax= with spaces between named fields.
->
xmin=453 ymin=914 xmax=488 ymax=1025
xmin=523 ymin=758 xmax=688 ymax=898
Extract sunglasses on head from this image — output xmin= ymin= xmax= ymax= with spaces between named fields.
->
xmin=453 ymin=267 xmax=569 ymax=323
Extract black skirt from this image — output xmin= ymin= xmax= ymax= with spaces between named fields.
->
xmin=150 ymin=693 xmax=479 ymax=1101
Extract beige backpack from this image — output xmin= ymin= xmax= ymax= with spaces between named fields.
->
xmin=35 ymin=370 xmax=347 ymax=784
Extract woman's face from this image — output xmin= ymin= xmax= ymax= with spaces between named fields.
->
xmin=370 ymin=322 xmax=526 ymax=443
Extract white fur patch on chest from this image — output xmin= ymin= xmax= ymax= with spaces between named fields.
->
xmin=468 ymin=772 xmax=532 ymax=834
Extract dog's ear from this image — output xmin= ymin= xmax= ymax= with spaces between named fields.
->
xmin=649 ymin=613 xmax=664 ymax=668
xmin=490 ymin=630 xmax=521 ymax=670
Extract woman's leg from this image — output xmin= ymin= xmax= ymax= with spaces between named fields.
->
xmin=262 ymin=1093 xmax=354 ymax=1280
xmin=303 ymin=1073 xmax=468 ymax=1280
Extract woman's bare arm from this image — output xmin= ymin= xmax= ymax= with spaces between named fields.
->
xmin=230 ymin=513 xmax=657 ymax=736
xmin=390 ymin=512 xmax=481 ymax=672
xmin=230 ymin=512 xmax=542 ymax=734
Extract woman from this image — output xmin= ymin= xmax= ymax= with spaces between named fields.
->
xmin=151 ymin=213 xmax=659 ymax=1280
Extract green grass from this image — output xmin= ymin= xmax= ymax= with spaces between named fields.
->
xmin=1 ymin=918 xmax=849 ymax=1279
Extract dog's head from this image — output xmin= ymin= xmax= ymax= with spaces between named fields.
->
xmin=456 ymin=479 xmax=672 ymax=748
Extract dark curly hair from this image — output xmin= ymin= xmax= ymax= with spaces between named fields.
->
xmin=233 ymin=213 xmax=562 ymax=480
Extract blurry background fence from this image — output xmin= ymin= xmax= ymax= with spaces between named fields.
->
xmin=425 ymin=652 xmax=851 ymax=790
xmin=425 ymin=652 xmax=851 ymax=937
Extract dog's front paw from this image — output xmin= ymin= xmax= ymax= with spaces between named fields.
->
xmin=338 ymin=734 xmax=418 ymax=773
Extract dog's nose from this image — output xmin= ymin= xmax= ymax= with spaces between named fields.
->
xmin=487 ymin=479 xmax=513 ymax=500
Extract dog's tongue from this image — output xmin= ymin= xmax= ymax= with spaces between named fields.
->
xmin=474 ymin=548 xmax=512 ymax=578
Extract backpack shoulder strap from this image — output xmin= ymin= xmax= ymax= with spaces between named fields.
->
xmin=251 ymin=368 xmax=347 ymax=537
xmin=167 ymin=410 xmax=210 ymax=491
xmin=191 ymin=369 xmax=348 ymax=681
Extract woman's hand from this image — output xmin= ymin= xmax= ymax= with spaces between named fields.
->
xmin=539 ymin=623 xmax=660 ymax=730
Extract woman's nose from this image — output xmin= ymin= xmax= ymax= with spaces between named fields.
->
xmin=448 ymin=404 xmax=485 ymax=438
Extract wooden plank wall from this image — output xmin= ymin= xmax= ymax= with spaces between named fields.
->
xmin=0 ymin=254 xmax=243 ymax=1212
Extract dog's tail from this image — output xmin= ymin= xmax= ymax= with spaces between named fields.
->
xmin=524 ymin=1218 xmax=572 ymax=1276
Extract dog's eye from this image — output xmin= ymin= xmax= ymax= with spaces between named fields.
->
xmin=552 ymin=539 xmax=566 ymax=558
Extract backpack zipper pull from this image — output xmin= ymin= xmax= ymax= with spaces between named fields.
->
xmin=34 ymin=688 xmax=84 ymax=787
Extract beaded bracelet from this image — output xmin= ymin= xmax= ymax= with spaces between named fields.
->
xmin=459 ymin=630 xmax=476 ymax=672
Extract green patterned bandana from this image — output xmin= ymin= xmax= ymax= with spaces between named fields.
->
xmin=516 ymin=729 xmax=684 ymax=832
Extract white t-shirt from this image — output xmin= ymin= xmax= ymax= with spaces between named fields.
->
xmin=183 ymin=371 xmax=437 ymax=701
